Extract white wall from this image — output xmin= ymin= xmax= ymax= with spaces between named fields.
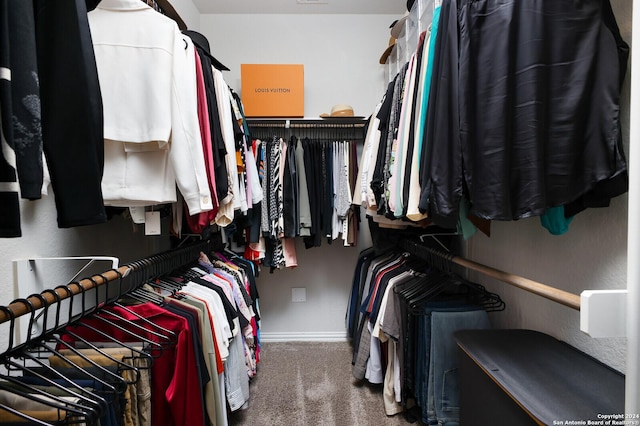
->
xmin=200 ymin=13 xmax=391 ymax=339
xmin=467 ymin=0 xmax=631 ymax=373
xmin=199 ymin=14 xmax=397 ymax=118
xmin=169 ymin=0 xmax=201 ymax=30
xmin=0 ymin=195 xmax=169 ymax=351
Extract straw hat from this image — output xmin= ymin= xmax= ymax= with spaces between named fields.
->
xmin=320 ymin=104 xmax=355 ymax=118
xmin=379 ymin=36 xmax=396 ymax=64
xmin=390 ymin=11 xmax=409 ymax=39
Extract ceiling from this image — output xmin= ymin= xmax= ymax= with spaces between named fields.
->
xmin=192 ymin=0 xmax=407 ymax=15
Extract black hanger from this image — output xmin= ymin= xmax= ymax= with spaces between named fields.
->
xmin=8 ymin=298 xmax=124 ymax=398
xmin=122 ymin=258 xmax=168 ymax=305
xmin=1 ymin=322 xmax=106 ymax=423
xmin=0 ymin=378 xmax=89 ymax=424
xmin=41 ymin=286 xmax=143 ymax=386
xmin=86 ymin=277 xmax=173 ymax=349
xmin=62 ymin=281 xmax=163 ymax=359
xmin=105 ymin=270 xmax=178 ymax=346
xmin=71 ymin=278 xmax=164 ymax=352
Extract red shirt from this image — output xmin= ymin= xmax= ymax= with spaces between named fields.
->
xmin=62 ymin=302 xmax=205 ymax=426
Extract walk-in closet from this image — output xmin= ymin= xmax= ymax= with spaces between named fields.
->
xmin=0 ymin=0 xmax=636 ymax=424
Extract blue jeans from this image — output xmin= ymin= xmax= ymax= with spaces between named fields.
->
xmin=415 ymin=300 xmax=472 ymax=412
xmin=427 ymin=309 xmax=490 ymax=425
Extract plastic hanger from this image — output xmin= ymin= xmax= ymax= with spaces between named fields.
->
xmin=21 ymin=293 xmax=129 ymax=392
xmin=0 ymin=302 xmax=104 ymax=422
xmin=86 ymin=277 xmax=174 ymax=349
xmin=41 ymin=287 xmax=142 ymax=385
xmin=60 ymin=282 xmax=162 ymax=359
xmin=72 ymin=279 xmax=164 ymax=352
xmin=7 ymin=298 xmax=122 ymax=399
xmin=0 ymin=378 xmax=90 ymax=425
xmin=104 ymin=270 xmax=178 ymax=345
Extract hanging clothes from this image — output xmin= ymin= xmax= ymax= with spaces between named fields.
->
xmin=348 ymin=246 xmax=501 ymax=424
xmin=184 ymin=31 xmax=229 ymax=208
xmin=1 ymin=0 xmax=107 ymax=236
xmin=361 ymin=0 xmax=628 ymax=237
xmin=62 ymin=302 xmax=208 ymax=426
xmin=89 ymin=0 xmax=212 ymax=215
xmin=420 ymin=0 xmax=629 ymax=226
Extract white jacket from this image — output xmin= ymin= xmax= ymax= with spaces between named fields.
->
xmin=89 ymin=0 xmax=212 ymax=214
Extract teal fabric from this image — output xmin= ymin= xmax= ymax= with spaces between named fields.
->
xmin=540 ymin=206 xmax=574 ymax=235
xmin=458 ymin=197 xmax=477 ymax=240
xmin=415 ymin=5 xmax=441 ymax=163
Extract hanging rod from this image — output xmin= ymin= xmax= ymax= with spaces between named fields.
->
xmin=0 ymin=266 xmax=130 ymax=325
xmin=399 ymin=239 xmax=581 ymax=311
xmin=246 ymin=118 xmax=367 ymax=129
xmin=0 ymin=239 xmax=213 ymax=325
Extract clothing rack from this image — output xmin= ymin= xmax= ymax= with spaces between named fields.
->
xmin=246 ymin=118 xmax=367 ymax=127
xmin=247 ymin=118 xmax=368 ymax=143
xmin=0 ymin=239 xmax=213 ymax=327
xmin=399 ymin=239 xmax=581 ymax=310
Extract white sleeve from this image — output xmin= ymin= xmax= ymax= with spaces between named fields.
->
xmin=169 ymin=32 xmax=213 ymax=215
xmin=245 ymin=148 xmax=263 ymax=204
xmin=212 ymin=68 xmax=240 ymax=210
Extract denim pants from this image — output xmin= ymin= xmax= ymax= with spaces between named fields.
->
xmin=414 ymin=300 xmax=475 ymax=421
xmin=427 ymin=309 xmax=490 ymax=425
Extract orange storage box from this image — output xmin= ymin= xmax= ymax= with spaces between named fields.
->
xmin=241 ymin=64 xmax=304 ymax=117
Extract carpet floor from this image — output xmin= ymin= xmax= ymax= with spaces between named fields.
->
xmin=228 ymin=341 xmax=417 ymax=426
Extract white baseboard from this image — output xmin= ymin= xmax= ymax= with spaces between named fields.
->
xmin=260 ymin=331 xmax=349 ymax=342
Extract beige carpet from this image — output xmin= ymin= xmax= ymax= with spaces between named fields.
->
xmin=228 ymin=341 xmax=416 ymax=426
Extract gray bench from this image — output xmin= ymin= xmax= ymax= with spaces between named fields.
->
xmin=455 ymin=329 xmax=625 ymax=426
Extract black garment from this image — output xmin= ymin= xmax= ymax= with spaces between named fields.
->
xmin=382 ymin=62 xmax=408 ymax=219
xmin=349 ymin=139 xmax=360 ymax=240
xmin=164 ymin=301 xmax=210 ymax=426
xmin=226 ymin=252 xmax=260 ymax=299
xmin=0 ymin=0 xmax=20 ymax=237
xmin=401 ymin=32 xmax=428 ymax=219
xmin=303 ymin=138 xmax=322 ymax=248
xmin=245 ymin=140 xmax=263 ymax=244
xmin=231 ymin=103 xmax=248 ymax=205
xmin=191 ymin=276 xmax=240 ymax=331
xmin=417 ymin=0 xmax=459 ymax=229
xmin=322 ymin=142 xmax=333 ymax=241
xmin=9 ymin=0 xmax=42 ymax=200
xmin=24 ymin=364 xmax=127 ymax=425
xmin=282 ymin=136 xmax=298 ymax=238
xmin=422 ymin=0 xmax=629 ymax=227
xmin=85 ymin=0 xmax=100 ymax=11
xmin=187 ymin=38 xmax=229 ymax=204
xmin=563 ymin=0 xmax=629 ymax=217
xmin=34 ymin=0 xmax=107 ymax=228
xmin=371 ymin=79 xmax=396 ymax=212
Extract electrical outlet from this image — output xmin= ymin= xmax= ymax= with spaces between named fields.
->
xmin=291 ymin=287 xmax=306 ymax=302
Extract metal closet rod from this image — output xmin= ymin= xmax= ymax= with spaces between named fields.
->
xmin=0 ymin=239 xmax=212 ymax=325
xmin=0 ymin=266 xmax=130 ymax=325
xmin=400 ymin=239 xmax=581 ymax=310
